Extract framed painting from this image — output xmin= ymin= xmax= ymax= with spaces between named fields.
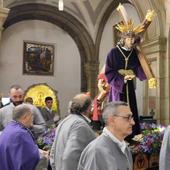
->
xmin=23 ymin=41 xmax=54 ymax=75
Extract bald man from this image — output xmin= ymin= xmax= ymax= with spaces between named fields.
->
xmin=50 ymin=93 xmax=96 ymax=170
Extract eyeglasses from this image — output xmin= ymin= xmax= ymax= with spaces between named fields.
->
xmin=114 ymin=114 xmax=134 ymax=121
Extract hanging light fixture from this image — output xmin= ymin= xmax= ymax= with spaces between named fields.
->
xmin=58 ymin=0 xmax=64 ymax=11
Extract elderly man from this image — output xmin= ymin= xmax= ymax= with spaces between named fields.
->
xmin=0 ymin=85 xmax=46 ymax=138
xmin=50 ymin=93 xmax=96 ymax=170
xmin=0 ymin=103 xmax=40 ymax=170
xmin=78 ymin=101 xmax=135 ymax=170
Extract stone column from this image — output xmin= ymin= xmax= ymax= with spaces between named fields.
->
xmin=0 ymin=3 xmax=10 ymax=40
xmin=84 ymin=62 xmax=99 ymax=98
xmin=142 ymin=37 xmax=167 ymax=124
xmin=157 ymin=0 xmax=170 ymax=125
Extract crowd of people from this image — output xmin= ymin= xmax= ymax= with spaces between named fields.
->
xmin=0 ymin=84 xmax=60 ymax=170
xmin=0 ymin=84 xmax=169 ymax=170
xmin=0 ymin=85 xmax=137 ymax=170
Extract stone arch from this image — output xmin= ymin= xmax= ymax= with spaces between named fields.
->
xmin=94 ymin=0 xmax=130 ymax=62
xmin=3 ymin=3 xmax=96 ymax=95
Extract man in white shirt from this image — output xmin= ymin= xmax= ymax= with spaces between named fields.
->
xmin=78 ymin=101 xmax=135 ymax=170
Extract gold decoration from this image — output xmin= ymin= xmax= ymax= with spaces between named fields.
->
xmin=148 ymin=78 xmax=157 ymax=89
xmin=115 ymin=3 xmax=156 ymax=34
xmin=145 ymin=10 xmax=156 ymax=22
xmin=118 ymin=69 xmax=135 ymax=76
xmin=115 ymin=20 xmax=135 ymax=33
xmin=24 ymin=84 xmax=58 ymax=112
xmin=115 ymin=19 xmax=146 ymax=34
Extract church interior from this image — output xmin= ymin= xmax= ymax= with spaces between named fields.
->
xmin=0 ymin=0 xmax=169 ymax=170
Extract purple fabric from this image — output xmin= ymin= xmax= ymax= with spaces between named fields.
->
xmin=105 ymin=46 xmax=147 ymax=136
xmin=137 ymin=65 xmax=147 ymax=81
xmin=0 ymin=121 xmax=40 ymax=170
xmin=105 ymin=47 xmax=146 ymax=102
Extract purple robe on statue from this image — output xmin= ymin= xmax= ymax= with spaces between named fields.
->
xmin=0 ymin=121 xmax=40 ymax=170
xmin=105 ymin=45 xmax=146 ymax=136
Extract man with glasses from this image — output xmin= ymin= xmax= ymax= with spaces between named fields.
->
xmin=78 ymin=101 xmax=135 ymax=170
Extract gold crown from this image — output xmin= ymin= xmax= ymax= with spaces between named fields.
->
xmin=115 ymin=19 xmax=145 ymax=34
xmin=115 ymin=7 xmax=156 ymax=34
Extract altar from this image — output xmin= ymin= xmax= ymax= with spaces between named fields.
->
xmin=133 ymin=152 xmax=159 ymax=170
xmin=131 ymin=122 xmax=165 ymax=170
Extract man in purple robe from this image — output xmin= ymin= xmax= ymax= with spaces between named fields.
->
xmin=105 ymin=32 xmax=146 ymax=137
xmin=0 ymin=103 xmax=40 ymax=170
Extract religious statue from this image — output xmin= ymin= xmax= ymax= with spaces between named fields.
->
xmin=105 ymin=4 xmax=156 ymax=137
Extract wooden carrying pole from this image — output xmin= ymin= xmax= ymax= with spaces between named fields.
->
xmin=138 ymin=50 xmax=155 ymax=79
xmin=137 ymin=48 xmax=156 ymax=88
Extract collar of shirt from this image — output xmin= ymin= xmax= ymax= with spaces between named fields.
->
xmin=121 ymin=46 xmax=132 ymax=51
xmin=81 ymin=114 xmax=91 ymax=123
xmin=10 ymin=102 xmax=15 ymax=108
xmin=45 ymin=106 xmax=52 ymax=113
xmin=103 ymin=127 xmax=127 ymax=154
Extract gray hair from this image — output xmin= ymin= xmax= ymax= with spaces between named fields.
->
xmin=102 ymin=101 xmax=128 ymax=125
xmin=13 ymin=103 xmax=32 ymax=121
xmin=69 ymin=93 xmax=91 ymax=115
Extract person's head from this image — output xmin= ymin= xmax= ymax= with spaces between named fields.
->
xmin=102 ymin=101 xmax=135 ymax=141
xmin=13 ymin=103 xmax=33 ymax=128
xmin=9 ymin=85 xmax=24 ymax=106
xmin=69 ymin=93 xmax=92 ymax=117
xmin=119 ymin=32 xmax=135 ymax=49
xmin=25 ymin=97 xmax=33 ymax=105
xmin=45 ymin=96 xmax=53 ymax=109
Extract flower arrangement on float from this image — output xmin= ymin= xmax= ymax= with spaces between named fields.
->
xmin=37 ymin=127 xmax=56 ymax=151
xmin=132 ymin=123 xmax=165 ymax=154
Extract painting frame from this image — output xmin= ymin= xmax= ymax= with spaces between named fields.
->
xmin=23 ymin=41 xmax=55 ymax=76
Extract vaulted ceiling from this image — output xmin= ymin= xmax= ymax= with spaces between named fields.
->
xmin=4 ymin=0 xmax=165 ymax=39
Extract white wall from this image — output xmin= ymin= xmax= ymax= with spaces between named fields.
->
xmin=0 ymin=20 xmax=81 ymax=117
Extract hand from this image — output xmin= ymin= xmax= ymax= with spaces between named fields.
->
xmin=124 ymin=75 xmax=135 ymax=80
xmin=39 ymin=149 xmax=49 ymax=159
